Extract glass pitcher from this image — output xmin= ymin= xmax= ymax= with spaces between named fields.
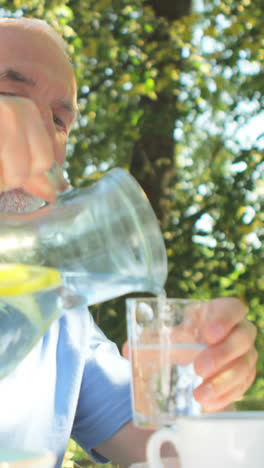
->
xmin=0 ymin=448 xmax=56 ymax=468
xmin=0 ymin=166 xmax=167 ymax=378
xmin=0 ymin=166 xmax=167 ymax=303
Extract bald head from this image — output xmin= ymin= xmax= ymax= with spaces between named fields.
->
xmin=0 ymin=17 xmax=70 ymax=61
xmin=0 ymin=17 xmax=76 ymax=102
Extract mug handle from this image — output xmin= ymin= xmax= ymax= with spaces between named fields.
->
xmin=146 ymin=428 xmax=180 ymax=468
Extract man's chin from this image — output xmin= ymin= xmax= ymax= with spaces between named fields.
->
xmin=0 ymin=188 xmax=45 ymax=214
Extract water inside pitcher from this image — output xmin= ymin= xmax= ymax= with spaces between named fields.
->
xmin=0 ymin=166 xmax=167 ymax=378
xmin=0 ymin=166 xmax=167 ymax=302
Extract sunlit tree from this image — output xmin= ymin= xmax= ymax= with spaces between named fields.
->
xmin=1 ymin=0 xmax=263 ymax=397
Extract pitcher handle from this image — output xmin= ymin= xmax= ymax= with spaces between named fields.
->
xmin=146 ymin=429 xmax=180 ymax=468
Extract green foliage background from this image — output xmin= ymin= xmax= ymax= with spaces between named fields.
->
xmin=1 ymin=0 xmax=263 ymax=465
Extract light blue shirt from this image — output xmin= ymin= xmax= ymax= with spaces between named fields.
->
xmin=0 ymin=306 xmax=133 ymax=467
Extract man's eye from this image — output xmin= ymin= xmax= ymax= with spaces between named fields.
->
xmin=53 ymin=115 xmax=65 ymax=129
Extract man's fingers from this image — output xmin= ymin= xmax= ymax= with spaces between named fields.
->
xmin=203 ymin=297 xmax=247 ymax=344
xmin=0 ymin=133 xmax=31 ymax=188
xmin=195 ymin=319 xmax=257 ymax=379
xmin=0 ymin=96 xmax=55 ymax=192
xmin=198 ymin=367 xmax=257 ymax=413
xmin=25 ymin=100 xmax=54 ymax=174
xmin=122 ymin=342 xmax=129 ymax=360
xmin=0 ymin=160 xmax=5 ymax=189
xmin=23 ymin=173 xmax=56 ymax=202
xmin=194 ymin=346 xmax=258 ymax=407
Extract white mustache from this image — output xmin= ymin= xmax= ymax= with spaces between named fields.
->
xmin=0 ymin=163 xmax=69 ymax=214
xmin=0 ymin=188 xmax=45 ymax=213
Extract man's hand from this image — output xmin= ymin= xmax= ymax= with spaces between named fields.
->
xmin=0 ymin=96 xmax=58 ymax=201
xmin=193 ymin=297 xmax=257 ymax=412
xmin=123 ymin=297 xmax=258 ymax=412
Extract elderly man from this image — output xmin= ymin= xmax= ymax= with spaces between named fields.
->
xmin=0 ymin=17 xmax=257 ymax=468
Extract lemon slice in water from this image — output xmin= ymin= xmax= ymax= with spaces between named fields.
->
xmin=0 ymin=264 xmax=62 ymax=296
xmin=0 ymin=264 xmax=62 ymax=330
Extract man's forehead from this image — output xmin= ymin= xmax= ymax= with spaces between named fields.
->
xmin=0 ymin=23 xmax=77 ymax=108
xmin=0 ymin=22 xmax=74 ymax=77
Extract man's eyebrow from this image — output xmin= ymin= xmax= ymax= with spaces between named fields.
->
xmin=0 ymin=68 xmax=36 ymax=86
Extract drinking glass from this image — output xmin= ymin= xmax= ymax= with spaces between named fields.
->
xmin=126 ymin=298 xmax=207 ymax=428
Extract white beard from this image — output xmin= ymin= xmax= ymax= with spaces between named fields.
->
xmin=0 ymin=188 xmax=45 ymax=214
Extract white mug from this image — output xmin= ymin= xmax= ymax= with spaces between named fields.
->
xmin=129 ymin=458 xmax=179 ymax=468
xmin=147 ymin=412 xmax=264 ymax=468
